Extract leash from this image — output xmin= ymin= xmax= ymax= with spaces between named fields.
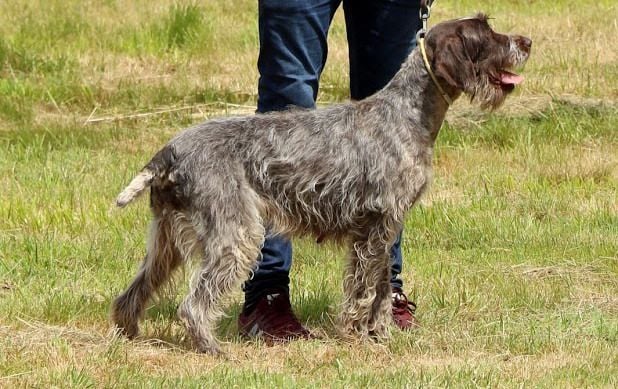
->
xmin=419 ymin=0 xmax=434 ymax=38
xmin=418 ymin=0 xmax=453 ymax=105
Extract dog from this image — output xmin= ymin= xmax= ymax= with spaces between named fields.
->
xmin=111 ymin=14 xmax=531 ymax=354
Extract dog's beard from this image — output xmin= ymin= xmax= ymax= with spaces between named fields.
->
xmin=469 ymin=74 xmax=511 ymax=110
xmin=468 ymin=48 xmax=528 ymax=110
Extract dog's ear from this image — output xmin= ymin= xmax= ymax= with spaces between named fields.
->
xmin=429 ymin=30 xmax=477 ymax=93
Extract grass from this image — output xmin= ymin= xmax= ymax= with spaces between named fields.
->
xmin=1 ymin=0 xmax=617 ymax=387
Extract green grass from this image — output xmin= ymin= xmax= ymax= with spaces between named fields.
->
xmin=1 ymin=0 xmax=617 ymax=387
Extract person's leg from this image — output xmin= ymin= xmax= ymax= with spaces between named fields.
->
xmin=389 ymin=231 xmax=403 ymax=290
xmin=343 ymin=0 xmax=421 ymax=329
xmin=257 ymin=0 xmax=341 ymax=112
xmin=389 ymin=233 xmax=418 ymax=330
xmin=343 ymin=0 xmax=421 ymax=100
xmin=243 ymin=0 xmax=340 ymax=315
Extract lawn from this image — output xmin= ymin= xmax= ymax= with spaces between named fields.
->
xmin=1 ymin=0 xmax=617 ymax=387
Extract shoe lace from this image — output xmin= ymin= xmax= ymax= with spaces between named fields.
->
xmin=392 ymin=291 xmax=417 ymax=315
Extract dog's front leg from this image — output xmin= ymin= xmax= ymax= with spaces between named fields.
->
xmin=339 ymin=222 xmax=397 ymax=340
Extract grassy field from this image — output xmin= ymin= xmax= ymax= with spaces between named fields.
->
xmin=1 ymin=0 xmax=617 ymax=387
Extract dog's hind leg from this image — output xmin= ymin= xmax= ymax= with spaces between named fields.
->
xmin=177 ymin=195 xmax=264 ymax=355
xmin=111 ymin=213 xmax=184 ymax=338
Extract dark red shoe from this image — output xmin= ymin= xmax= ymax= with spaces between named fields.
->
xmin=392 ymin=288 xmax=420 ymax=330
xmin=238 ymin=290 xmax=312 ymax=341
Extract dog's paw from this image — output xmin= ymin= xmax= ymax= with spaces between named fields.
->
xmin=110 ymin=322 xmax=139 ymax=339
xmin=110 ymin=312 xmax=139 ymax=339
xmin=193 ymin=339 xmax=225 ymax=357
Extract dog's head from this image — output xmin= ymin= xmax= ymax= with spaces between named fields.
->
xmin=425 ymin=13 xmax=531 ymax=109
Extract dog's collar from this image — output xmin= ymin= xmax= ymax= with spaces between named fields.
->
xmin=419 ymin=36 xmax=453 ymax=106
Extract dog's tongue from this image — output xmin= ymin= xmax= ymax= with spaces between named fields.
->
xmin=500 ymin=70 xmax=524 ymax=85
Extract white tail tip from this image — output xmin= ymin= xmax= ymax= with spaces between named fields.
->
xmin=116 ymin=170 xmax=155 ymax=207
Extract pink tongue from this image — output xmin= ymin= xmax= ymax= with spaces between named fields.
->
xmin=500 ymin=71 xmax=524 ymax=85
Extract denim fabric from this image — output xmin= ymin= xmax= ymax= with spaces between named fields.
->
xmin=244 ymin=0 xmax=421 ymax=305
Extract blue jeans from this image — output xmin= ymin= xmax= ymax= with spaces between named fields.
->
xmin=244 ymin=0 xmax=421 ymax=304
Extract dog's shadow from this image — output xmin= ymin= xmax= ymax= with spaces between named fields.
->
xmin=136 ymin=291 xmax=339 ymax=349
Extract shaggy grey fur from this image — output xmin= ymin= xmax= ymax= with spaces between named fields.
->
xmin=111 ymin=14 xmax=531 ymax=354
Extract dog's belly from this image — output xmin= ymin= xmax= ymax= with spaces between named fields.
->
xmin=259 ymin=184 xmax=426 ymax=245
xmin=251 ymin=154 xmax=432 ymax=243
xmin=260 ymin=192 xmax=361 ymax=239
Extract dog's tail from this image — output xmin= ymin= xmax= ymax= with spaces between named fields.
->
xmin=116 ymin=170 xmax=155 ymax=207
xmin=116 ymin=146 xmax=176 ymax=208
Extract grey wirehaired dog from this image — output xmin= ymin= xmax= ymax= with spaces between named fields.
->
xmin=111 ymin=14 xmax=531 ymax=354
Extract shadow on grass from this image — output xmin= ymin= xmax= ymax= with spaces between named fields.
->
xmin=136 ymin=289 xmax=339 ymax=350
